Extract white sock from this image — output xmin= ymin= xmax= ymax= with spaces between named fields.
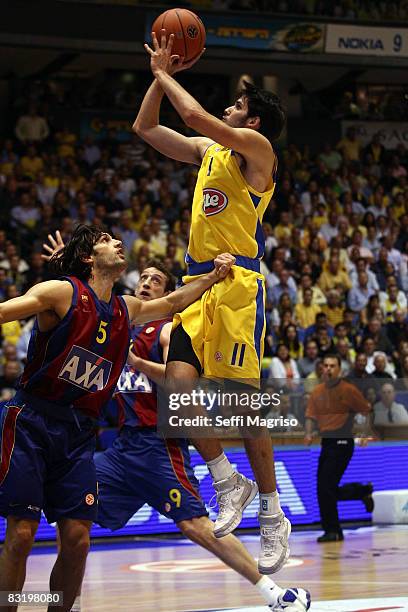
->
xmin=71 ymin=595 xmax=81 ymax=612
xmin=256 ymin=575 xmax=283 ymax=605
xmin=207 ymin=452 xmax=234 ymax=482
xmin=259 ymin=491 xmax=281 ymax=515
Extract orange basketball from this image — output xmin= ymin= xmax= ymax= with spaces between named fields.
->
xmin=151 ymin=8 xmax=206 ymax=63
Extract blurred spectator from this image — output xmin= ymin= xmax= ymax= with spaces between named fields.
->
xmin=321 ymin=289 xmax=344 ymax=328
xmin=374 ymin=382 xmax=408 ymax=426
xmin=298 ymin=339 xmax=319 ymax=378
xmin=319 ymin=256 xmax=352 ymax=295
xmin=15 ymin=105 xmax=49 ymax=144
xmin=268 ymin=343 xmax=300 ymax=385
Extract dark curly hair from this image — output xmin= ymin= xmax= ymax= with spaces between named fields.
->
xmin=48 ymin=224 xmax=105 ymax=280
xmin=238 ymin=80 xmax=286 ymax=143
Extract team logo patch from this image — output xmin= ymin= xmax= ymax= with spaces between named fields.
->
xmin=81 ymin=294 xmax=88 ymax=302
xmin=203 ymin=188 xmax=228 ymax=216
xmin=145 ymin=327 xmax=155 ymax=334
xmin=58 ymin=345 xmax=112 ymax=392
xmin=186 ymin=24 xmax=198 ymax=39
xmin=85 ymin=494 xmax=95 ymax=506
xmin=214 ymin=351 xmax=223 ymax=362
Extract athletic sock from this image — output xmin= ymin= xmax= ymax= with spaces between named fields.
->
xmin=256 ymin=575 xmax=283 ymax=605
xmin=71 ymin=595 xmax=81 ymax=611
xmin=259 ymin=491 xmax=281 ymax=516
xmin=207 ymin=452 xmax=234 ymax=482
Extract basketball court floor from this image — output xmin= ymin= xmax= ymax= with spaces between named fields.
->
xmin=22 ymin=525 xmax=408 ymax=611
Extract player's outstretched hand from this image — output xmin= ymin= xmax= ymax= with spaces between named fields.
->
xmin=145 ymin=29 xmax=205 ymax=77
xmin=42 ymin=230 xmax=65 ymax=262
xmin=213 ymin=253 xmax=236 ymax=280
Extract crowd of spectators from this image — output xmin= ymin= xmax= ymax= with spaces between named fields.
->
xmin=168 ymin=0 xmax=408 ymax=21
xmin=0 ymin=101 xmax=407 ymax=434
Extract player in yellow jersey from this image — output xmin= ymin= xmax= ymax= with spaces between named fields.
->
xmin=133 ymin=31 xmax=295 ymax=582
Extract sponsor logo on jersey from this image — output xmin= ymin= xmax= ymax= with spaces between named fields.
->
xmin=214 ymin=351 xmax=223 ymax=362
xmin=116 ymin=367 xmax=153 ymax=393
xmin=202 ymin=188 xmax=228 ymax=216
xmin=58 ymin=345 xmax=112 ymax=392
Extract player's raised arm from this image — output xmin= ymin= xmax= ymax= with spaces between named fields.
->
xmin=144 ymin=31 xmax=284 ymax=168
xmin=0 ymin=280 xmax=73 ymax=324
xmin=133 ymin=33 xmax=211 ymax=165
xmin=124 ymin=253 xmax=235 ymax=324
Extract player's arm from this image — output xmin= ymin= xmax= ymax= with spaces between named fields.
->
xmin=0 ymin=280 xmax=73 ymax=324
xmin=123 ymin=253 xmax=235 ymax=325
xmin=127 ymin=322 xmax=171 ymax=386
xmin=133 ymin=79 xmax=211 ymax=165
xmin=145 ymin=32 xmax=273 ymax=168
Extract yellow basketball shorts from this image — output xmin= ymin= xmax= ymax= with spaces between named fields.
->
xmin=172 ymin=266 xmax=266 ymax=381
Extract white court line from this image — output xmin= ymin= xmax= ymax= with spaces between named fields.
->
xmin=23 ymin=579 xmax=407 ymax=586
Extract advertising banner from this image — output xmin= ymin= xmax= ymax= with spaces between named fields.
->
xmin=146 ymin=13 xmax=325 ymax=53
xmin=342 ymin=120 xmax=408 ymax=149
xmin=2 ymin=442 xmax=407 ymax=542
xmin=326 ymin=24 xmax=408 ymax=57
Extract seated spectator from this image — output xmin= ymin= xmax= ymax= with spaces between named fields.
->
xmin=269 ymin=292 xmax=294 ymax=331
xmin=321 ymin=289 xmax=345 ymax=328
xmin=315 ymin=326 xmax=335 ymax=358
xmin=380 ymin=282 xmax=408 ymax=321
xmin=15 ymin=105 xmax=49 ymax=144
xmin=270 ymin=268 xmax=297 ymax=306
xmin=318 ymin=255 xmax=352 ymax=295
xmin=20 ymin=145 xmax=44 ymax=179
xmin=336 ymin=338 xmax=354 ymax=375
xmin=305 ymin=312 xmax=335 ymax=341
xmin=387 ymin=309 xmax=408 ymax=350
xmin=347 ymin=229 xmax=374 ymax=262
xmin=345 ymin=352 xmax=375 ymax=396
xmin=297 ymin=339 xmax=319 ymax=378
xmin=336 ymin=127 xmax=362 ymax=162
xmin=281 ymin=324 xmax=303 ymax=360
xmin=294 ymin=287 xmax=322 ymax=329
xmin=371 ymin=353 xmax=395 ymax=381
xmin=304 ymin=358 xmax=324 ymax=393
xmin=319 ymin=143 xmax=342 ymax=172
xmin=350 ymin=257 xmax=379 ymax=292
xmin=0 ymin=359 xmax=21 ymax=401
xmin=297 ymin=273 xmax=326 ymax=306
xmin=268 ymin=343 xmax=300 ymax=387
xmin=374 ymin=382 xmax=408 ymax=426
xmin=320 ymin=211 xmax=339 ymax=244
xmin=11 ymin=192 xmax=41 ymax=230
xmin=363 ymin=225 xmax=381 ymax=258
xmin=348 ymin=271 xmax=376 ymax=319
xmin=363 ymin=317 xmax=393 ymax=355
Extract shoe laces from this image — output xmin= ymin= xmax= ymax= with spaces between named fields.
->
xmin=261 ymin=521 xmax=282 ymax=556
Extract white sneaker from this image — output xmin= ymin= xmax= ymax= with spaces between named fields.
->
xmin=213 ymin=472 xmax=258 ymax=538
xmin=258 ymin=512 xmax=291 ymax=574
xmin=270 ymin=587 xmax=311 ymax=611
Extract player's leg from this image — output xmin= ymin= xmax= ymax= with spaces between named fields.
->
xmin=49 ymin=519 xmax=91 ymax=612
xmin=317 ymin=439 xmax=354 ymax=542
xmin=0 ymin=517 xmax=38 ymax=602
xmin=44 ymin=422 xmax=97 ymax=611
xmin=0 ymin=403 xmax=45 ymax=608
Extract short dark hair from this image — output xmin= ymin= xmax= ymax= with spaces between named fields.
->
xmin=239 ymin=80 xmax=286 ymax=143
xmin=143 ymin=258 xmax=176 ymax=292
xmin=49 ymin=224 xmax=105 ymax=281
xmin=323 ymin=353 xmax=341 ymax=366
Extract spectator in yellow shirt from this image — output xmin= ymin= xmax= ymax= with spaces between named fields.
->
xmin=319 ymin=256 xmax=352 ymax=296
xmin=336 ymin=127 xmax=362 ymax=162
xmin=321 ymin=289 xmax=345 ymax=327
xmin=55 ymin=126 xmax=77 ymax=158
xmin=20 ymin=145 xmax=44 ymax=179
xmin=295 ymin=287 xmax=322 ymax=329
xmin=274 ymin=210 xmax=293 ymax=242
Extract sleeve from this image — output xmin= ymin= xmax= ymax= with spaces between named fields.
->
xmin=305 ymin=391 xmax=318 ymax=420
xmin=348 ymin=384 xmax=371 ymax=414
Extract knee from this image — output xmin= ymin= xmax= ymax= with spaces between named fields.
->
xmin=178 ymin=518 xmax=212 ymax=546
xmin=59 ymin=524 xmax=90 ymax=562
xmin=5 ymin=524 xmax=35 ymax=558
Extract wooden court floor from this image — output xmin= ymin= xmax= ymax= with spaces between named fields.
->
xmin=20 ymin=525 xmax=408 ymax=611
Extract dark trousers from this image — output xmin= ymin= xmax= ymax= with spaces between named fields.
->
xmin=317 ymin=438 xmax=355 ymax=534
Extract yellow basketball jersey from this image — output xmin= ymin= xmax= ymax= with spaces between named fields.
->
xmin=186 ymin=143 xmax=276 ymax=263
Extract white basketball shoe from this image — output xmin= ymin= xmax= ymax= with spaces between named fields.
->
xmin=213 ymin=472 xmax=258 ymax=537
xmin=270 ymin=587 xmax=311 ymax=611
xmin=258 ymin=512 xmax=291 ymax=574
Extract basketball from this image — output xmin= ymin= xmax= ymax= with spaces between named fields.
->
xmin=151 ymin=8 xmax=206 ymax=63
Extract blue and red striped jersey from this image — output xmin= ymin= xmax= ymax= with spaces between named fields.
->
xmin=115 ymin=319 xmax=170 ymax=428
xmin=19 ymin=276 xmax=131 ymax=419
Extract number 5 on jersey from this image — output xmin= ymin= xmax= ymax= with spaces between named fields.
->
xmin=96 ymin=320 xmax=108 ymax=344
